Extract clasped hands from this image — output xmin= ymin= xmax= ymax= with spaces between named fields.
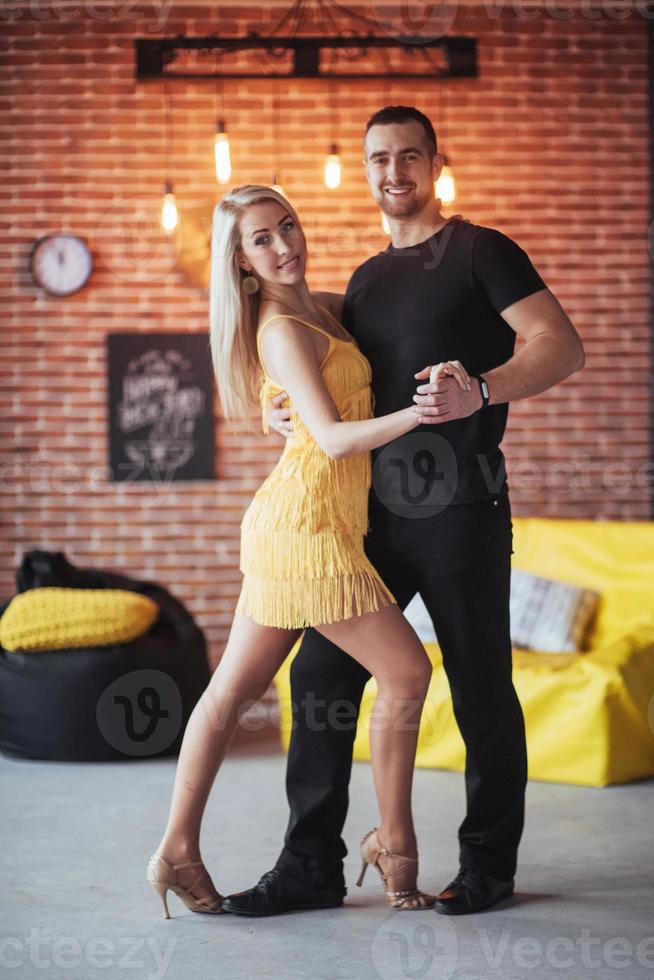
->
xmin=411 ymin=360 xmax=483 ymax=424
xmin=266 ymin=360 xmax=483 ymax=436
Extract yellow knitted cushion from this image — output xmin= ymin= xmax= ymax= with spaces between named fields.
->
xmin=0 ymin=587 xmax=159 ymax=652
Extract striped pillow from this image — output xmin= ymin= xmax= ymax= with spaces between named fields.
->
xmin=509 ymin=570 xmax=599 ymax=653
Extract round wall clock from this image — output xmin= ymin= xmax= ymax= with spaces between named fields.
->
xmin=29 ymin=234 xmax=93 ymax=297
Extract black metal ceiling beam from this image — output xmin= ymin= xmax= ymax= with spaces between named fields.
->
xmin=135 ymin=34 xmax=477 ymax=80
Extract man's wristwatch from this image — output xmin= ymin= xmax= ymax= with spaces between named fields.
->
xmin=474 ymin=375 xmax=490 ymax=411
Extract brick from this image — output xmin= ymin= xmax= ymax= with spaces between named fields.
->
xmin=2 ymin=3 xmax=650 ymax=653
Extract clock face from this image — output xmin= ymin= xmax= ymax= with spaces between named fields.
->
xmin=30 ymin=234 xmax=93 ymax=297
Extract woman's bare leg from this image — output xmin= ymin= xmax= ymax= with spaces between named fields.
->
xmin=153 ymin=611 xmax=301 ymax=893
xmin=315 ymin=602 xmax=432 ymax=903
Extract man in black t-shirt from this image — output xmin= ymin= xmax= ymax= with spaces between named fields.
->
xmin=344 ymin=215 xmax=549 ymax=506
xmin=223 ymin=107 xmax=585 ymax=918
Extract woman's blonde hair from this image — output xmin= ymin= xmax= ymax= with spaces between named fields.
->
xmin=209 ymin=184 xmax=303 ymax=421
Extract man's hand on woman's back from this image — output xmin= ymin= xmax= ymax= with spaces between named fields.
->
xmin=267 ymin=391 xmax=294 ymax=437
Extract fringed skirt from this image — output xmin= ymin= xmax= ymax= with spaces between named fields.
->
xmin=235 ymin=524 xmax=397 ymax=630
xmin=238 ymin=342 xmax=398 ymax=629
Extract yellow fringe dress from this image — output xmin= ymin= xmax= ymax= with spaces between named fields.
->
xmin=234 ymin=310 xmax=397 ymax=630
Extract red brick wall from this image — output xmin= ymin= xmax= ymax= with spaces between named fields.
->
xmin=2 ymin=2 xmax=651 ymax=663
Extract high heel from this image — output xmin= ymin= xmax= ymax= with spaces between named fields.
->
xmin=146 ymin=852 xmax=225 ymax=919
xmin=356 ymin=828 xmax=435 ymax=911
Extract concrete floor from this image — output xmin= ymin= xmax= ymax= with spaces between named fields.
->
xmin=2 ymin=724 xmax=654 ymax=980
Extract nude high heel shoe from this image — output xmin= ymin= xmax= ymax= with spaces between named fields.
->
xmin=356 ymin=828 xmax=435 ymax=910
xmin=146 ymin=852 xmax=225 ymax=919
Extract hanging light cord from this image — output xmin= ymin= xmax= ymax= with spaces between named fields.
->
xmin=272 ymin=80 xmax=280 ymax=181
xmin=164 ymin=77 xmax=174 ymax=186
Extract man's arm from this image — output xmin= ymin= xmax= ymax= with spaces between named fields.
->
xmin=412 ymin=287 xmax=585 ymax=422
xmin=310 ymin=290 xmax=344 ymax=321
xmin=478 ymin=287 xmax=585 ymax=405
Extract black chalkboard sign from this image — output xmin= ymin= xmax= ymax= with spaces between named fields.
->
xmin=107 ymin=332 xmax=215 ymax=483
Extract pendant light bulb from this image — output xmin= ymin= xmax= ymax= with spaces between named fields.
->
xmin=435 ymin=157 xmax=456 ymax=206
xmin=381 ymin=211 xmax=390 ymax=235
xmin=324 ymin=143 xmax=341 ymax=190
xmin=161 ymin=181 xmax=178 ymax=234
xmin=214 ymin=120 xmax=232 ymax=184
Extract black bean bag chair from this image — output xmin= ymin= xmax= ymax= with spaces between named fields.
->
xmin=0 ymin=550 xmax=211 ymax=762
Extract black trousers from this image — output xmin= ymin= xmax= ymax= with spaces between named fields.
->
xmin=274 ymin=491 xmax=527 ymax=891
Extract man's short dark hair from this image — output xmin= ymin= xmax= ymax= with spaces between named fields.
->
xmin=364 ymin=106 xmax=438 ymax=157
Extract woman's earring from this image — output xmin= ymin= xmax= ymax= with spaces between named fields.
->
xmin=242 ymin=274 xmax=260 ymax=295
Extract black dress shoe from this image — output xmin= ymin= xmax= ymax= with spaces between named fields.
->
xmin=434 ymin=868 xmax=515 ymax=916
xmin=222 ymin=868 xmax=345 ymax=917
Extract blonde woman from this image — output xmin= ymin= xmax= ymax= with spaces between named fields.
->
xmin=146 ymin=185 xmax=470 ymax=918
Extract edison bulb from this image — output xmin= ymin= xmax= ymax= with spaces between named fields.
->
xmin=161 ymin=183 xmax=178 ymax=234
xmin=435 ymin=165 xmax=455 ymax=206
xmin=324 ymin=144 xmax=341 ymax=190
xmin=214 ymin=122 xmax=232 ymax=184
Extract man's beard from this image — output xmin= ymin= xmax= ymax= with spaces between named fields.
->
xmin=378 ymin=187 xmax=430 ymax=219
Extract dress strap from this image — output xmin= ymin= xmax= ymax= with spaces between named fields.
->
xmin=255 ymin=312 xmax=340 ymax=383
xmin=257 ymin=312 xmax=339 ymax=353
xmin=313 ymin=301 xmax=354 ymax=343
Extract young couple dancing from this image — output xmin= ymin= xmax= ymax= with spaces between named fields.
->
xmin=147 ymin=105 xmax=585 ymax=919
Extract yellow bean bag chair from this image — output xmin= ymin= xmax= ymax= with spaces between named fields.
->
xmin=0 ymin=587 xmax=159 ymax=652
xmin=273 ymin=518 xmax=654 ymax=787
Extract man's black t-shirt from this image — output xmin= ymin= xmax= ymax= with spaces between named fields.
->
xmin=342 ymin=216 xmax=547 ymax=510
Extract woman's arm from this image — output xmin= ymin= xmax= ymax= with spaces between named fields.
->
xmin=259 ymin=316 xmax=420 ymax=460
